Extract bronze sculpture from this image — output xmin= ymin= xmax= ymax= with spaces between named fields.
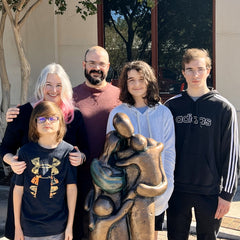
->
xmin=85 ymin=112 xmax=168 ymax=240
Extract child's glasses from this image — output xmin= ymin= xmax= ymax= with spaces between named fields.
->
xmin=36 ymin=116 xmax=59 ymax=124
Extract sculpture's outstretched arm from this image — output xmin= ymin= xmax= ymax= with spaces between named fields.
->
xmin=137 ymin=180 xmax=168 ymax=197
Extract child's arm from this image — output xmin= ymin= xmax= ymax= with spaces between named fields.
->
xmin=65 ymin=183 xmax=77 ymax=240
xmin=13 ymin=185 xmax=24 ymax=240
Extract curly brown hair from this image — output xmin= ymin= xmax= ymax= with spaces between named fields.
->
xmin=119 ymin=61 xmax=161 ymax=107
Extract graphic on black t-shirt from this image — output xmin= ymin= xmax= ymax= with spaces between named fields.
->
xmin=30 ymin=157 xmax=61 ymax=198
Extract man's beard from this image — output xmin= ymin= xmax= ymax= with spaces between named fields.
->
xmin=85 ymin=69 xmax=105 ymax=85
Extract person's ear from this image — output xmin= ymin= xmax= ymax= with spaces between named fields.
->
xmin=182 ymin=70 xmax=186 ymax=78
xmin=206 ymin=68 xmax=211 ymax=76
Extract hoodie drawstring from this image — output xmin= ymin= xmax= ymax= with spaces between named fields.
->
xmin=135 ymin=107 xmax=152 ymax=138
xmin=146 ymin=111 xmax=153 ymax=138
xmin=136 ymin=112 xmax=141 ymax=135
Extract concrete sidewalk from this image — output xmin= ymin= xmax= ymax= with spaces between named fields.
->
xmin=0 ymin=183 xmax=239 ymax=240
xmin=0 ymin=185 xmax=9 ymax=240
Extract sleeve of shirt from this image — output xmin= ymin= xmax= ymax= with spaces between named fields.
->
xmin=15 ymin=172 xmax=24 ymax=186
xmin=106 ymin=108 xmax=117 ymax=133
xmin=219 ymin=104 xmax=239 ymax=201
xmin=65 ymin=151 xmax=78 ymax=184
xmin=71 ymin=109 xmax=90 ymax=159
xmin=155 ymin=107 xmax=176 ymax=215
xmin=0 ymin=113 xmax=24 ymax=163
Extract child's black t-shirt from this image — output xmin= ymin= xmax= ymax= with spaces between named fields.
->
xmin=15 ymin=141 xmax=77 ymax=237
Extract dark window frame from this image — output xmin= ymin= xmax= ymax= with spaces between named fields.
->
xmin=97 ymin=0 xmax=216 ymax=98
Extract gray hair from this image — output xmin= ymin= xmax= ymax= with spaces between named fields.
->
xmin=34 ymin=63 xmax=74 ymax=123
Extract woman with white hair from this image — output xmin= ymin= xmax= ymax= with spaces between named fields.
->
xmin=0 ymin=63 xmax=89 ymax=240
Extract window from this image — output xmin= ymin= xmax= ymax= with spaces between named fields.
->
xmin=99 ymin=0 xmax=214 ymax=96
xmin=102 ymin=0 xmax=152 ymax=82
xmin=157 ymin=0 xmax=214 ymax=95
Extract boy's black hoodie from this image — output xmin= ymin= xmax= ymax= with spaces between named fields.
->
xmin=165 ymin=90 xmax=239 ymax=201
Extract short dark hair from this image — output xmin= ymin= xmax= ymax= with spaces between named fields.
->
xmin=84 ymin=46 xmax=109 ymax=62
xmin=29 ymin=101 xmax=66 ymax=143
xmin=119 ymin=61 xmax=161 ymax=106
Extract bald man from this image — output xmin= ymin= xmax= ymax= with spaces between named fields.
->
xmin=73 ymin=46 xmax=121 ymax=239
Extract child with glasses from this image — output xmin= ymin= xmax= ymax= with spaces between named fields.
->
xmin=13 ymin=101 xmax=77 ymax=240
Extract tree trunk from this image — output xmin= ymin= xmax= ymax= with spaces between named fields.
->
xmin=126 ymin=25 xmax=134 ymax=61
xmin=0 ymin=11 xmax=10 ymax=141
xmin=12 ymin=25 xmax=31 ymax=105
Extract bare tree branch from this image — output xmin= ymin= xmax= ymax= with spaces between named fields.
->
xmin=2 ymin=0 xmax=15 ymax=25
xmin=18 ymin=0 xmax=43 ymax=28
xmin=110 ymin=15 xmax=127 ymax=45
xmin=0 ymin=7 xmax=10 ymax=114
xmin=17 ymin=0 xmax=27 ymax=11
xmin=0 ymin=7 xmax=7 ymax=34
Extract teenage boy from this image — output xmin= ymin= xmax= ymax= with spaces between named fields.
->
xmin=165 ymin=48 xmax=239 ymax=240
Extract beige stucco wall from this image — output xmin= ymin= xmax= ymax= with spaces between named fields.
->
xmin=2 ymin=1 xmax=97 ymax=106
xmin=57 ymin=1 xmax=98 ymax=88
xmin=216 ymin=0 xmax=240 ymax=123
xmin=2 ymin=0 xmax=240 ymax=119
xmin=3 ymin=18 xmax=21 ymax=105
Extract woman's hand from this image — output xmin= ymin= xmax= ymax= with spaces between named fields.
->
xmin=69 ymin=146 xmax=86 ymax=166
xmin=3 ymin=154 xmax=26 ymax=174
xmin=6 ymin=106 xmax=20 ymax=122
xmin=10 ymin=156 xmax=26 ymax=174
